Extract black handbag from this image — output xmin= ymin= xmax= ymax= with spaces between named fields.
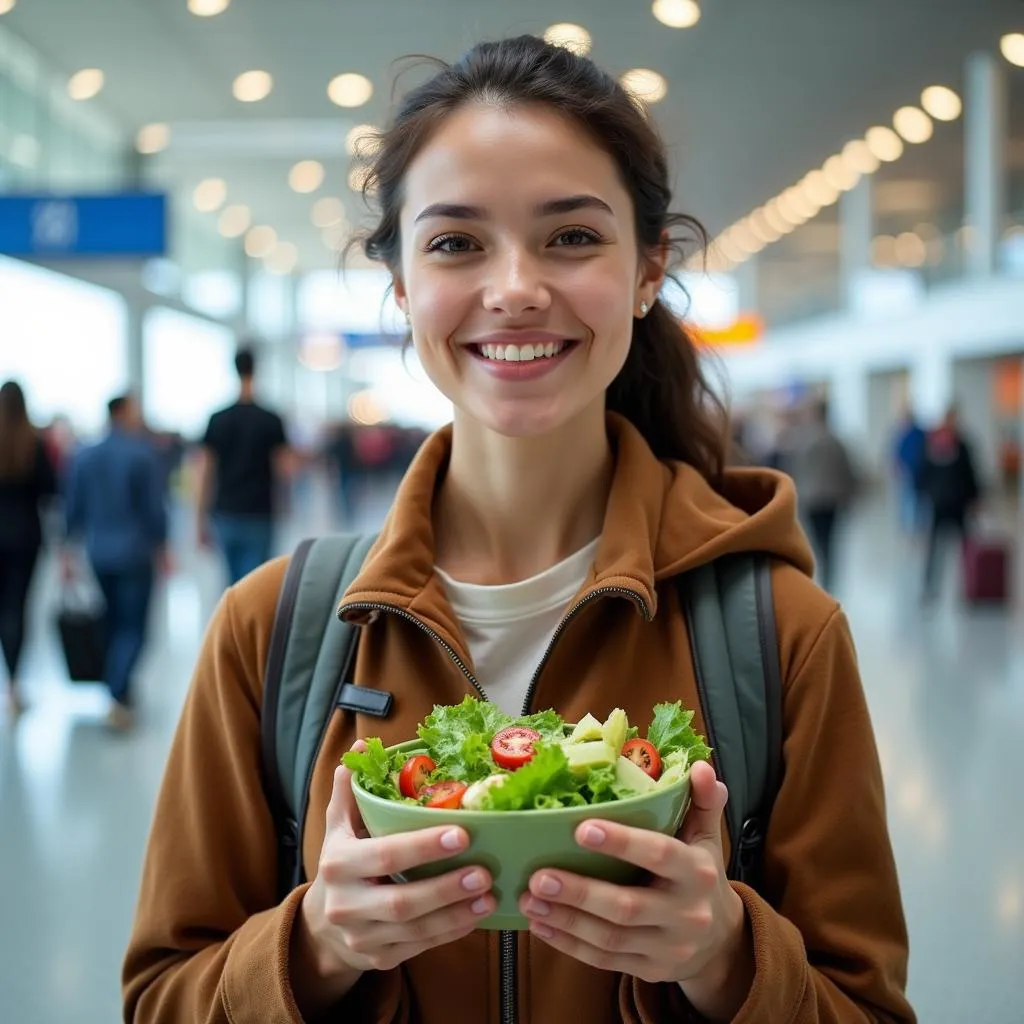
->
xmin=55 ymin=585 xmax=107 ymax=683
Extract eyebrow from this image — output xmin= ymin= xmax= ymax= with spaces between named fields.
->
xmin=413 ymin=194 xmax=614 ymax=224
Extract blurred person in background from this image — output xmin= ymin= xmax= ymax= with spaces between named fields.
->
xmin=918 ymin=406 xmax=980 ymax=603
xmin=783 ymin=398 xmax=857 ymax=593
xmin=0 ymin=381 xmax=58 ymax=717
xmin=124 ymin=36 xmax=912 ymax=1024
xmin=64 ymin=394 xmax=168 ymax=731
xmin=196 ymin=347 xmax=294 ymax=585
xmin=892 ymin=406 xmax=927 ymax=537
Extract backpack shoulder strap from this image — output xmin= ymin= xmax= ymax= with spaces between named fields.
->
xmin=261 ymin=533 xmax=378 ymax=900
xmin=680 ymin=554 xmax=782 ymax=890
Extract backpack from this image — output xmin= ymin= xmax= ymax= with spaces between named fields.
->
xmin=260 ymin=534 xmax=782 ymax=902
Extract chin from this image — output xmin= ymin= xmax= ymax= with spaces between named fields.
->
xmin=459 ymin=397 xmax=590 ymax=440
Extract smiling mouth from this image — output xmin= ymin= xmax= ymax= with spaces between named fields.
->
xmin=468 ymin=339 xmax=577 ymax=363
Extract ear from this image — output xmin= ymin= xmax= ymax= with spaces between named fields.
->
xmin=392 ymin=274 xmax=408 ymax=314
xmin=636 ymin=231 xmax=670 ymax=311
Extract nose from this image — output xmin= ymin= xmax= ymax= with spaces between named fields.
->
xmin=481 ymin=247 xmax=551 ymax=318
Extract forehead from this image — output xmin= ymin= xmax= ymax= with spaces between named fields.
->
xmin=401 ymin=102 xmax=629 ymax=216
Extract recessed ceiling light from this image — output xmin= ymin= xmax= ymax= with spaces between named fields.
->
xmin=800 ymin=170 xmax=840 ymax=207
xmin=67 ymin=69 xmax=105 ymax=101
xmin=187 ymin=0 xmax=229 ymax=15
xmin=348 ymin=164 xmax=374 ymax=193
xmin=781 ymin=186 xmax=817 ymax=221
xmin=345 ymin=123 xmax=381 ymax=157
xmin=762 ymin=199 xmax=794 ymax=234
xmin=193 ymin=178 xmax=227 ymax=213
xmin=265 ymin=241 xmax=298 ymax=275
xmin=895 ymin=232 xmax=926 ymax=267
xmin=865 ymin=125 xmax=904 ymax=162
xmin=328 ymin=73 xmax=373 ymax=108
xmin=747 ymin=210 xmax=782 ymax=244
xmin=312 ymin=196 xmax=345 ymax=228
xmin=921 ymin=85 xmax=961 ymax=122
xmin=0 ymin=0 xmax=17 ymax=15
xmin=1000 ymin=33 xmax=1024 ymax=68
xmin=893 ymin=106 xmax=933 ymax=144
xmin=841 ymin=139 xmax=880 ymax=175
xmin=619 ymin=68 xmax=668 ymax=104
xmin=542 ymin=23 xmax=592 ymax=55
xmin=245 ymin=225 xmax=277 ymax=259
xmin=136 ymin=123 xmax=171 ymax=155
xmin=233 ymin=70 xmax=273 ymax=103
xmin=871 ymin=234 xmax=897 ymax=267
xmin=218 ymin=204 xmax=251 ymax=238
xmin=289 ymin=160 xmax=325 ymax=194
xmin=822 ymin=154 xmax=860 ymax=192
xmin=652 ymin=0 xmax=701 ymax=29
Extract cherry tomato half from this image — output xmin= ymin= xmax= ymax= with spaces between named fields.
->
xmin=420 ymin=780 xmax=468 ymax=809
xmin=621 ymin=738 xmax=663 ymax=780
xmin=490 ymin=726 xmax=542 ymax=770
xmin=398 ymin=754 xmax=437 ymax=799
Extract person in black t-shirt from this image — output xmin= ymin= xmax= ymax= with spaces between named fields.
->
xmin=196 ymin=348 xmax=293 ymax=585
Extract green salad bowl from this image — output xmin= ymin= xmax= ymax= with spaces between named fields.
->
xmin=351 ymin=738 xmax=692 ymax=930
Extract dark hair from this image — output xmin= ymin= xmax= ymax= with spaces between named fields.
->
xmin=108 ymin=394 xmax=131 ymax=420
xmin=0 ymin=380 xmax=36 ymax=480
xmin=235 ymin=348 xmax=256 ymax=379
xmin=358 ymin=35 xmax=728 ymax=484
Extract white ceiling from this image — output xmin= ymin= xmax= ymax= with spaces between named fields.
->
xmin=3 ymin=0 xmax=1022 ymax=275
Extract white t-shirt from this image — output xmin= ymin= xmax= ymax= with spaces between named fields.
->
xmin=434 ymin=539 xmax=599 ymax=716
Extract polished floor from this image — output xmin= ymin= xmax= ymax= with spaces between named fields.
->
xmin=1 ymin=484 xmax=1023 ymax=1024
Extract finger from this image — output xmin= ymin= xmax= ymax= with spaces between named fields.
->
xmin=325 ymin=742 xmax=368 ymax=837
xmin=360 ymin=890 xmax=496 ymax=947
xmin=349 ymin=864 xmax=493 ymax=924
xmin=679 ymin=761 xmax=729 ymax=847
xmin=342 ymin=825 xmax=470 ymax=881
xmin=372 ymin=918 xmax=482 ymax=970
xmin=573 ymin=819 xmax=695 ymax=881
xmin=527 ymin=922 xmax=651 ymax=978
xmin=525 ymin=870 xmax=662 ymax=926
xmin=520 ymin=894 xmax=662 ymax=954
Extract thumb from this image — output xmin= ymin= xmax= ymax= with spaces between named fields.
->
xmin=326 ymin=740 xmax=368 ymax=838
xmin=680 ymin=760 xmax=729 ymax=847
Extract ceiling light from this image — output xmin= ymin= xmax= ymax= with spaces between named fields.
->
xmin=348 ymin=164 xmax=374 ymax=193
xmin=619 ymin=68 xmax=668 ymax=105
xmin=822 ymin=154 xmax=860 ymax=192
xmin=801 ymin=170 xmax=840 ymax=207
xmin=312 ymin=196 xmax=345 ymax=228
xmin=841 ymin=139 xmax=880 ymax=175
xmin=289 ymin=160 xmax=324 ymax=194
xmin=871 ymin=234 xmax=897 ymax=267
xmin=714 ymin=232 xmax=744 ymax=263
xmin=187 ymin=0 xmax=230 ymax=15
xmin=136 ymin=123 xmax=170 ymax=155
xmin=652 ymin=0 xmax=701 ymax=29
xmin=781 ymin=186 xmax=817 ymax=221
xmin=1000 ymin=33 xmax=1024 ymax=68
xmin=921 ymin=85 xmax=961 ymax=122
xmin=893 ymin=106 xmax=933 ymax=144
xmin=245 ymin=225 xmax=277 ymax=258
xmin=345 ymin=123 xmax=381 ymax=158
xmin=218 ymin=204 xmax=251 ymax=238
xmin=747 ymin=210 xmax=782 ymax=244
xmin=265 ymin=241 xmax=298 ymax=276
xmin=193 ymin=178 xmax=227 ymax=213
xmin=542 ymin=23 xmax=592 ymax=55
xmin=865 ymin=125 xmax=904 ymax=162
xmin=322 ymin=224 xmax=348 ymax=251
xmin=67 ymin=69 xmax=105 ymax=101
xmin=762 ymin=199 xmax=793 ymax=234
xmin=727 ymin=221 xmax=762 ymax=255
xmin=775 ymin=190 xmax=808 ymax=225
xmin=0 ymin=0 xmax=17 ymax=15
xmin=894 ymin=231 xmax=926 ymax=267
xmin=328 ymin=73 xmax=373 ymax=108
xmin=233 ymin=70 xmax=273 ymax=103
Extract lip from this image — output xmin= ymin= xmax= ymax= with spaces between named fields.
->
xmin=465 ymin=337 xmax=578 ymax=382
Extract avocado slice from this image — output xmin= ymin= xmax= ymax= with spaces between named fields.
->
xmin=656 ymin=763 xmax=689 ymax=789
xmin=567 ymin=713 xmax=604 ymax=744
xmin=601 ymin=708 xmax=629 ymax=755
xmin=614 ymin=754 xmax=657 ymax=795
xmin=565 ymin=740 xmax=617 ymax=777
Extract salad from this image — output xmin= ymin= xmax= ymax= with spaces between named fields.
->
xmin=343 ymin=696 xmax=712 ymax=812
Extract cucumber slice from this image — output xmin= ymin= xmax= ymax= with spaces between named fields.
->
xmin=565 ymin=740 xmax=617 ymax=777
xmin=614 ymin=754 xmax=657 ymax=794
xmin=601 ymin=708 xmax=629 ymax=755
xmin=567 ymin=713 xmax=604 ymax=744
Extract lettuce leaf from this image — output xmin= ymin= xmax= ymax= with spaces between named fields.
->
xmin=481 ymin=743 xmax=582 ymax=810
xmin=516 ymin=708 xmax=567 ymax=743
xmin=341 ymin=737 xmax=402 ymax=799
xmin=647 ymin=700 xmax=712 ymax=765
xmin=416 ymin=696 xmax=510 ymax=782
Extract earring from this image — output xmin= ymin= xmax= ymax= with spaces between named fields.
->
xmin=404 ymin=310 xmax=411 ymax=325
xmin=639 ymin=301 xmax=649 ymax=317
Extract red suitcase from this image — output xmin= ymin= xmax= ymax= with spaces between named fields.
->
xmin=962 ymin=537 xmax=1011 ymax=604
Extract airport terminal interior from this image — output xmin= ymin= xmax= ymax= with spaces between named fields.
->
xmin=1 ymin=2 xmax=1024 ymax=1022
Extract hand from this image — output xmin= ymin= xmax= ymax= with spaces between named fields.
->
xmin=59 ymin=549 xmax=76 ymax=584
xmin=291 ymin=743 xmax=496 ymax=1018
xmin=196 ymin=520 xmax=215 ymax=551
xmin=520 ymin=761 xmax=754 ymax=1021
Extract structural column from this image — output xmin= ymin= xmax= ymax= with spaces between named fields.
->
xmin=840 ymin=175 xmax=873 ymax=308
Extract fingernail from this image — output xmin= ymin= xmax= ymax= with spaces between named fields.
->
xmin=538 ymin=875 xmax=561 ymax=897
xmin=580 ymin=825 xmax=606 ymax=847
xmin=462 ymin=870 xmax=485 ymax=892
xmin=471 ymin=897 xmax=491 ymax=916
xmin=528 ymin=899 xmax=551 ymax=917
xmin=441 ymin=829 xmax=465 ymax=851
xmin=531 ymin=922 xmax=555 ymax=939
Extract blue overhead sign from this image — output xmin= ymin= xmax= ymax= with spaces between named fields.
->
xmin=0 ymin=193 xmax=168 ymax=258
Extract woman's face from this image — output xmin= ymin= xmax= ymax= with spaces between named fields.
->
xmin=394 ymin=103 xmax=664 ymax=439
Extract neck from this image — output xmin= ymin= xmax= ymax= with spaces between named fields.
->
xmin=434 ymin=403 xmax=612 ymax=584
xmin=239 ymin=380 xmax=255 ymax=402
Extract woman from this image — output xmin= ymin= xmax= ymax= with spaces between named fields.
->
xmin=124 ymin=37 xmax=914 ymax=1024
xmin=0 ymin=381 xmax=57 ymax=716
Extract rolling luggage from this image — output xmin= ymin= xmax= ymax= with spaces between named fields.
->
xmin=962 ymin=536 xmax=1010 ymax=605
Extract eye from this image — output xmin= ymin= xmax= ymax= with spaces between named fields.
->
xmin=550 ymin=226 xmax=603 ymax=248
xmin=424 ymin=233 xmax=479 ymax=254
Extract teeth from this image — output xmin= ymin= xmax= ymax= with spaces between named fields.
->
xmin=477 ymin=340 xmax=569 ymax=362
